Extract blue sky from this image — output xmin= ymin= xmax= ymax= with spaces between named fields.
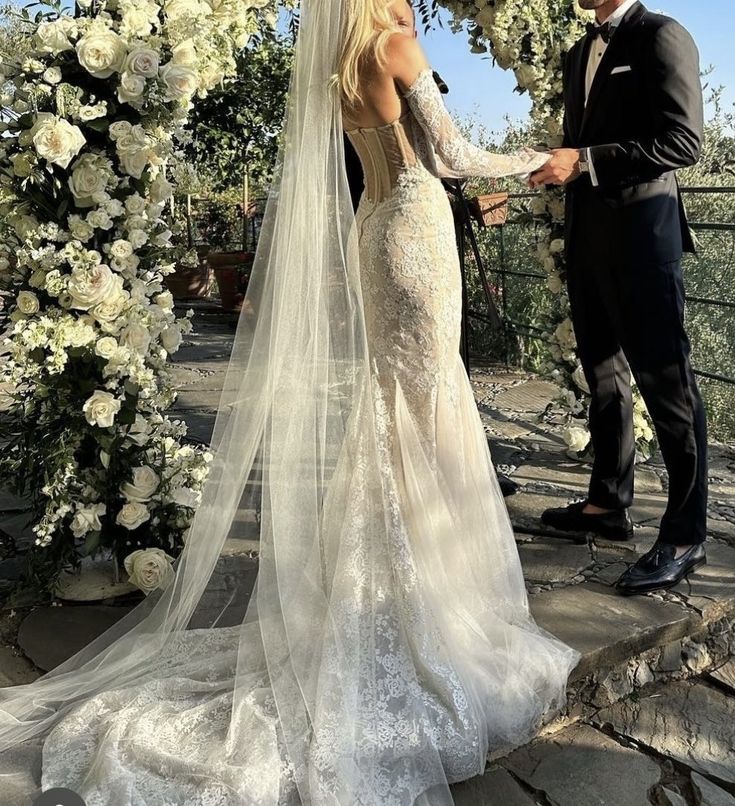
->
xmin=421 ymin=1 xmax=734 ymax=135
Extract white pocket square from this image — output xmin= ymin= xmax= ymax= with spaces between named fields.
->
xmin=611 ymin=65 xmax=633 ymax=75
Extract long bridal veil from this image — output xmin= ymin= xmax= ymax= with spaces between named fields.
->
xmin=0 ymin=0 xmax=578 ymax=801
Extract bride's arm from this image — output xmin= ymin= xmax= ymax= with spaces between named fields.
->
xmin=389 ymin=36 xmax=549 ymax=179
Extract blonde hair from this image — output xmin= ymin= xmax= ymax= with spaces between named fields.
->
xmin=336 ymin=0 xmax=401 ymax=110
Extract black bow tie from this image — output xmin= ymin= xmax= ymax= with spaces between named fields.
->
xmin=586 ymin=21 xmax=614 ymax=43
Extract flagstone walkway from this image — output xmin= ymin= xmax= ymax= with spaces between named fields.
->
xmin=1 ymin=298 xmax=733 ymax=805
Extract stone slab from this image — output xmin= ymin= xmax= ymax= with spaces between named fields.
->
xmin=630 ymin=494 xmax=668 ymax=526
xmin=0 ymin=645 xmax=39 ymax=686
xmin=451 ymin=765 xmax=536 ymax=805
xmin=172 ymin=389 xmax=224 ymax=411
xmin=0 ymin=488 xmax=30 ymax=512
xmin=502 ymin=723 xmax=662 ymax=806
xmin=529 ymin=582 xmax=699 ymax=679
xmin=512 ymin=457 xmax=591 ymax=492
xmin=506 ymin=490 xmax=578 ymax=536
xmin=676 ymin=542 xmax=735 ymax=620
xmin=517 ymin=539 xmax=593 ymax=585
xmin=492 ymin=379 xmax=560 ymax=414
xmin=17 ymin=605 xmax=135 ymax=672
xmin=692 ymin=772 xmax=735 ymax=806
xmin=55 ymin=556 xmax=137 ymax=602
xmin=594 ymin=681 xmax=735 ymax=785
xmin=659 ymin=788 xmax=689 ymax=806
xmin=709 ymin=660 xmax=735 ymax=695
xmin=590 ymin=561 xmax=629 ymax=587
xmin=0 ymin=511 xmax=36 ymax=546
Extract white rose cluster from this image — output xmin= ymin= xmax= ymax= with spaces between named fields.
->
xmin=0 ymin=0 xmax=270 ymax=584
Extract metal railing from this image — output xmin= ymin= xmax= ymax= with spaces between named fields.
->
xmin=463 ymin=185 xmax=735 ymax=440
xmin=473 ymin=186 xmax=735 ymax=383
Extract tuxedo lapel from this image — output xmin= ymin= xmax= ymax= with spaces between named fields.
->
xmin=570 ymin=38 xmax=591 ymax=142
xmin=580 ymin=1 xmax=646 ymax=136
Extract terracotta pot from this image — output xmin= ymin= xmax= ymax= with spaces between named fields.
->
xmin=208 ymin=251 xmax=254 ymax=312
xmin=164 ymin=245 xmax=215 ymax=300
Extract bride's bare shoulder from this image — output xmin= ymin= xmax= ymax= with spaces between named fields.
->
xmin=385 ymin=34 xmax=430 ymax=90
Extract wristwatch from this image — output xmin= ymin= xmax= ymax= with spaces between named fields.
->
xmin=578 ymin=148 xmax=590 ymax=174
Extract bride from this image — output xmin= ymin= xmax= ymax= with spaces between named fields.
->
xmin=0 ymin=0 xmax=579 ymax=802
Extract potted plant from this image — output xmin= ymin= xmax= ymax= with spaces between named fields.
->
xmin=164 ymin=195 xmax=215 ymax=300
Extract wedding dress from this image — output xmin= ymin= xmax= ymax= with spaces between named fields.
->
xmin=0 ymin=4 xmax=579 ymax=803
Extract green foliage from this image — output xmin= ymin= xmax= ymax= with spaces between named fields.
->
xmin=183 ymin=34 xmax=294 ymax=197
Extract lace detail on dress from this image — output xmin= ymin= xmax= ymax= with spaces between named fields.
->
xmin=403 ymin=68 xmax=550 ymax=180
xmin=24 ymin=60 xmax=581 ymax=806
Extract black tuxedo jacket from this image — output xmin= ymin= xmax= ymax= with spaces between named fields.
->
xmin=562 ymin=2 xmax=704 ymax=263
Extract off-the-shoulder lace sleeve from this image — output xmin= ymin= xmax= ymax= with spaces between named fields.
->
xmin=403 ymin=69 xmax=550 ymax=180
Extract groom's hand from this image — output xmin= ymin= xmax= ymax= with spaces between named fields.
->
xmin=529 ymin=149 xmax=581 ymax=188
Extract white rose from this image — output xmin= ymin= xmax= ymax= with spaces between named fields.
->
xmin=121 ymin=465 xmax=160 ymax=503
xmin=160 ymin=325 xmax=182 ymax=354
xmin=158 ymin=62 xmax=198 ymax=101
xmin=124 ymin=194 xmax=147 ymax=215
xmin=70 ymin=502 xmax=106 ymax=538
xmin=120 ymin=322 xmax=152 ymax=353
xmin=43 ymin=66 xmax=62 ymax=85
xmin=95 ymin=335 xmax=118 ymax=359
xmin=563 ymin=425 xmax=591 ymax=455
xmin=68 ymin=153 xmax=109 ymax=206
xmin=165 ymin=0 xmax=211 ymax=20
xmin=125 ymin=47 xmax=159 ymax=77
xmin=76 ymin=27 xmax=127 ymax=79
xmin=68 ymin=263 xmax=116 ymax=309
xmin=35 ymin=20 xmax=74 ymax=55
xmin=123 ymin=547 xmax=174 ymax=594
xmin=68 ymin=214 xmax=95 ymax=241
xmin=17 ymin=290 xmax=40 ymax=315
xmin=83 ymin=390 xmax=121 ymax=427
xmin=116 ymin=502 xmax=151 ymax=532
xmin=91 ymin=288 xmax=128 ymax=327
xmin=31 ymin=113 xmax=86 ymax=169
xmin=170 ymin=39 xmax=197 ymax=66
xmin=109 ymin=238 xmax=134 ymax=260
xmin=119 ymin=147 xmax=150 ymax=179
xmin=109 ymin=120 xmax=133 ymax=141
xmin=128 ymin=229 xmax=149 ymax=248
xmin=117 ymin=71 xmax=147 ymax=106
xmin=154 ymin=290 xmax=174 ymax=309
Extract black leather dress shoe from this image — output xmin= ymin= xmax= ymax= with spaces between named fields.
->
xmin=540 ymin=500 xmax=633 ymax=543
xmin=616 ymin=542 xmax=706 ymax=596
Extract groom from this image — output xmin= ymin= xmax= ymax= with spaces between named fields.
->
xmin=529 ymin=0 xmax=708 ymax=595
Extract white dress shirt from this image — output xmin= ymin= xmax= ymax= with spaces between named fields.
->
xmin=583 ymin=0 xmax=638 ymax=185
xmin=585 ymin=0 xmax=638 ymax=99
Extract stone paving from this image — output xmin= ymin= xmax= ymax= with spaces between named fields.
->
xmin=1 ymin=298 xmax=734 ymax=804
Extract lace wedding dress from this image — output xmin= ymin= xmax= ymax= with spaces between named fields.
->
xmin=0 ymin=30 xmax=579 ymax=806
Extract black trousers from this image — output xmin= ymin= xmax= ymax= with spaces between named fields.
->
xmin=566 ymin=206 xmax=708 ymax=545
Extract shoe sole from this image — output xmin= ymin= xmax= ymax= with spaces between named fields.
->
xmin=616 ymin=557 xmax=707 ymax=597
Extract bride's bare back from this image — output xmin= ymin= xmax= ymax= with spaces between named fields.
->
xmin=343 ymin=1 xmax=430 ymax=130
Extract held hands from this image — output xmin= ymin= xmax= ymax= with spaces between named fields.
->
xmin=529 ymin=148 xmax=582 ymax=188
